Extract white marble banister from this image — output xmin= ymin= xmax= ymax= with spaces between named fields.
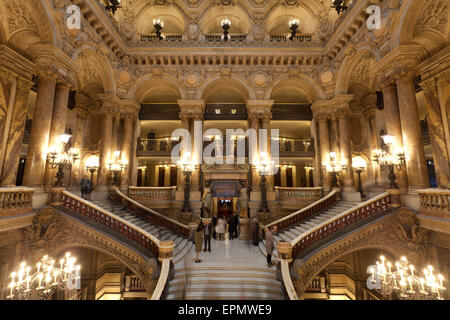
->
xmin=0 ymin=187 xmax=35 ymax=217
xmin=151 ymin=259 xmax=171 ymax=300
xmin=275 ymin=187 xmax=323 ymax=201
xmin=129 ymin=186 xmax=176 ymax=201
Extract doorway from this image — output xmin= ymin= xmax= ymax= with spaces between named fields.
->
xmin=217 ymin=198 xmax=233 ymax=219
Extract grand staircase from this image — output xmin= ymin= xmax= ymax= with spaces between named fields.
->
xmin=166 ymin=241 xmax=285 ymax=300
xmin=259 ymin=200 xmax=359 ymax=259
xmin=92 ymin=200 xmax=193 ymax=265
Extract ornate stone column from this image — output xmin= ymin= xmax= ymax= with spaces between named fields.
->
xmin=120 ymin=114 xmax=134 ymax=190
xmin=97 ymin=110 xmax=114 ymax=189
xmin=44 ymin=82 xmax=71 ymax=189
xmin=23 ymin=73 xmax=57 ymax=187
xmin=396 ymin=71 xmax=429 ymax=190
xmin=363 ymin=96 xmax=382 ymax=189
xmin=71 ymin=104 xmax=88 ymax=186
xmin=1 ymin=79 xmax=33 ymax=186
xmin=380 ymin=80 xmax=409 ymax=192
xmin=421 ymin=79 xmax=450 ymax=188
xmin=248 ymin=115 xmax=260 ymax=191
xmin=261 ymin=114 xmax=273 ymax=190
xmin=317 ymin=115 xmax=331 ymax=191
xmin=336 ymin=104 xmax=355 ymax=191
xmin=311 ymin=119 xmax=322 ymax=187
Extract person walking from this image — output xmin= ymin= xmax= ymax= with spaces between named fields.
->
xmin=80 ymin=175 xmax=92 ymax=200
xmin=194 ymin=222 xmax=204 ymax=263
xmin=231 ymin=214 xmax=239 ymax=239
xmin=204 ymin=221 xmax=212 ymax=252
xmin=265 ymin=227 xmax=277 ymax=267
xmin=216 ymin=217 xmax=226 ymax=241
xmin=212 ymin=215 xmax=217 ymax=239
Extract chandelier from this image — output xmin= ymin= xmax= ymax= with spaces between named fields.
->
xmin=288 ymin=18 xmax=299 ymax=40
xmin=7 ymin=252 xmax=81 ymax=300
xmin=105 ymin=0 xmax=121 ymax=15
xmin=331 ymin=0 xmax=348 ymax=15
xmin=369 ymin=255 xmax=446 ymax=300
xmin=221 ymin=18 xmax=231 ymax=42
xmin=322 ymin=152 xmax=347 ymax=188
xmin=108 ymin=151 xmax=128 ymax=186
xmin=153 ymin=19 xmax=164 ymax=40
xmin=177 ymin=152 xmax=195 ymax=212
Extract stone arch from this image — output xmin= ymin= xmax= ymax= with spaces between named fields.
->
xmin=265 ymin=75 xmax=325 ymax=101
xmin=132 ymin=2 xmax=187 ymax=35
xmin=127 ymin=74 xmax=185 ymax=102
xmin=335 ymin=49 xmax=377 ymax=95
xmin=390 ymin=0 xmax=449 ymax=54
xmin=197 ymin=75 xmax=255 ymax=101
xmin=198 ymin=4 xmax=253 ymax=34
xmin=264 ymin=2 xmax=319 ymax=35
xmin=72 ymin=46 xmax=116 ymax=94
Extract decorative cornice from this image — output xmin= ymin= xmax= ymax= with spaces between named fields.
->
xmin=418 ymin=46 xmax=450 ymax=82
xmin=246 ymin=99 xmax=273 ymax=117
xmin=0 ymin=45 xmax=34 ymax=84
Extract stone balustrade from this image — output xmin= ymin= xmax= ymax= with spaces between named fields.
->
xmin=276 ymin=187 xmax=323 ymax=201
xmin=0 ymin=187 xmax=35 ymax=217
xmin=418 ymin=189 xmax=450 ymax=219
xmin=125 ymin=275 xmax=146 ymax=292
xmin=129 ymin=186 xmax=176 ymax=201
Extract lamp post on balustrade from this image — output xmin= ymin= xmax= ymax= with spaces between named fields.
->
xmin=322 ymin=152 xmax=346 ymax=189
xmin=108 ymin=151 xmax=128 ymax=187
xmin=352 ymin=156 xmax=367 ymax=199
xmin=372 ymin=135 xmax=406 ymax=189
xmin=85 ymin=155 xmax=99 ymax=190
xmin=255 ymin=152 xmax=273 ymax=214
xmin=177 ymin=152 xmax=194 ymax=213
xmin=47 ymin=134 xmax=80 ymax=188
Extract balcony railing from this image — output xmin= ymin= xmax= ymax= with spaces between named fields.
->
xmin=124 ymin=275 xmax=146 ymax=292
xmin=275 ymin=187 xmax=323 ymax=202
xmin=306 ymin=276 xmax=326 ymax=293
xmin=205 ymin=34 xmax=247 ymax=42
xmin=0 ymin=187 xmax=35 ymax=217
xmin=140 ymin=34 xmax=183 ymax=42
xmin=418 ymin=189 xmax=450 ymax=219
xmin=129 ymin=187 xmax=176 ymax=201
xmin=269 ymin=35 xmax=312 ymax=42
xmin=265 ymin=190 xmax=337 ymax=233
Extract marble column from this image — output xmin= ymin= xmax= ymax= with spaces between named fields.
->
xmin=421 ymin=79 xmax=450 ymax=188
xmin=331 ymin=114 xmax=340 ymax=160
xmin=97 ymin=112 xmax=113 ymax=188
xmin=248 ymin=116 xmax=260 ymax=191
xmin=317 ymin=116 xmax=331 ymax=190
xmin=1 ymin=80 xmax=31 ymax=186
xmin=261 ymin=115 xmax=273 ymax=189
xmin=71 ymin=107 xmax=88 ymax=186
xmin=305 ymin=167 xmax=311 ymax=187
xmin=191 ymin=114 xmax=203 ymax=191
xmin=381 ymin=82 xmax=409 ymax=192
xmin=338 ymin=111 xmax=356 ymax=191
xmin=130 ymin=118 xmax=140 ymax=187
xmin=120 ymin=114 xmax=134 ymax=190
xmin=396 ymin=73 xmax=429 ymax=190
xmin=23 ymin=74 xmax=57 ymax=187
xmin=364 ymin=103 xmax=382 ymax=188
xmin=312 ymin=120 xmax=322 ymax=187
xmin=44 ymin=82 xmax=70 ymax=188
xmin=111 ymin=113 xmax=121 ymax=154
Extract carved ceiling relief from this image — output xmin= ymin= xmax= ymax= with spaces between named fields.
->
xmin=3 ymin=0 xmax=38 ymax=35
xmin=78 ymin=52 xmax=103 ymax=89
xmin=414 ymin=0 xmax=449 ymax=34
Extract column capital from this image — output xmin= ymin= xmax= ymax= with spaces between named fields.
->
xmin=420 ymin=78 xmax=439 ymax=98
xmin=246 ymin=100 xmax=273 ymax=117
xmin=31 ymin=44 xmax=78 ymax=90
xmin=331 ymin=94 xmax=353 ymax=114
xmin=178 ymin=99 xmax=206 ymax=119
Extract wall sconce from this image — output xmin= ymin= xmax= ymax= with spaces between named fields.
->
xmin=352 ymin=156 xmax=367 ymax=198
xmin=322 ymin=152 xmax=347 ymax=188
xmin=85 ymin=155 xmax=100 ymax=190
xmin=108 ymin=150 xmax=128 ymax=186
xmin=372 ymin=135 xmax=406 ymax=189
xmin=221 ymin=18 xmax=231 ymax=42
xmin=289 ymin=18 xmax=299 ymax=40
xmin=47 ymin=134 xmax=80 ymax=187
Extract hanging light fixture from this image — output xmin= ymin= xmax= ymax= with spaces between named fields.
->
xmin=289 ymin=18 xmax=299 ymax=41
xmin=105 ymin=0 xmax=121 ymax=15
xmin=369 ymin=255 xmax=446 ymax=300
xmin=221 ymin=18 xmax=231 ymax=42
xmin=331 ymin=0 xmax=348 ymax=15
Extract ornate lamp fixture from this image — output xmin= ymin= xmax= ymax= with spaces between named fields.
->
xmin=7 ymin=252 xmax=81 ymax=300
xmin=255 ymin=152 xmax=274 ymax=213
xmin=177 ymin=152 xmax=195 ymax=212
xmin=47 ymin=134 xmax=80 ymax=187
xmin=372 ymin=135 xmax=406 ymax=189
xmin=85 ymin=155 xmax=99 ymax=190
xmin=352 ymin=156 xmax=367 ymax=198
xmin=108 ymin=151 xmax=128 ymax=186
xmin=221 ymin=18 xmax=231 ymax=42
xmin=331 ymin=0 xmax=348 ymax=15
xmin=369 ymin=255 xmax=446 ymax=300
xmin=288 ymin=18 xmax=299 ymax=41
xmin=153 ymin=19 xmax=164 ymax=40
xmin=322 ymin=152 xmax=347 ymax=188
xmin=105 ymin=0 xmax=121 ymax=15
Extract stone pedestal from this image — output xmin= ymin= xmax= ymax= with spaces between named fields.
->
xmin=158 ymin=240 xmax=175 ymax=261
xmin=31 ymin=188 xmax=49 ymax=209
xmin=388 ymin=189 xmax=401 ymax=208
xmin=239 ymin=218 xmax=249 ymax=240
xmin=342 ymin=191 xmax=362 ymax=202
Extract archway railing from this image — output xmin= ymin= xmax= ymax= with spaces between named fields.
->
xmin=278 ymin=192 xmax=392 ymax=300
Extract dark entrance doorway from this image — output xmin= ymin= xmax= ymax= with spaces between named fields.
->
xmin=217 ymin=198 xmax=233 ymax=219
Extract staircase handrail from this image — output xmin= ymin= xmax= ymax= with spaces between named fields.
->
xmin=265 ymin=190 xmax=337 ymax=231
xmin=279 ymin=192 xmax=391 ymax=300
xmin=112 ymin=187 xmax=191 ymax=238
xmin=60 ymin=190 xmax=160 ymax=257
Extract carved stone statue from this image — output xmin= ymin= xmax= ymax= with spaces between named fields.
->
xmin=238 ymin=186 xmax=249 ymax=218
xmin=202 ymin=187 xmax=213 ymax=218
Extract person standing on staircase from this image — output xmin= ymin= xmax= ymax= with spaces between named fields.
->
xmin=204 ymin=221 xmax=212 ymax=252
xmin=265 ymin=227 xmax=275 ymax=267
xmin=194 ymin=222 xmax=205 ymax=263
xmin=80 ymin=175 xmax=92 ymax=200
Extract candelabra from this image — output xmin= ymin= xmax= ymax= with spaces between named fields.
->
xmin=352 ymin=156 xmax=367 ymax=198
xmin=289 ymin=18 xmax=299 ymax=40
xmin=108 ymin=151 xmax=128 ymax=186
xmin=369 ymin=255 xmax=446 ymax=300
xmin=105 ymin=0 xmax=121 ymax=15
xmin=221 ymin=18 xmax=231 ymax=42
xmin=47 ymin=134 xmax=80 ymax=187
xmin=85 ymin=155 xmax=99 ymax=190
xmin=177 ymin=152 xmax=195 ymax=212
xmin=7 ymin=252 xmax=81 ymax=300
xmin=372 ymin=135 xmax=406 ymax=189
xmin=255 ymin=152 xmax=274 ymax=213
xmin=331 ymin=0 xmax=348 ymax=15
xmin=322 ymin=152 xmax=346 ymax=189
xmin=153 ymin=19 xmax=164 ymax=40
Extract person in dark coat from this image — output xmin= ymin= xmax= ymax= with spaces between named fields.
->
xmin=203 ymin=221 xmax=212 ymax=252
xmin=212 ymin=215 xmax=217 ymax=239
xmin=252 ymin=218 xmax=260 ymax=246
xmin=265 ymin=227 xmax=275 ymax=267
xmin=80 ymin=175 xmax=92 ymax=200
xmin=194 ymin=222 xmax=204 ymax=263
